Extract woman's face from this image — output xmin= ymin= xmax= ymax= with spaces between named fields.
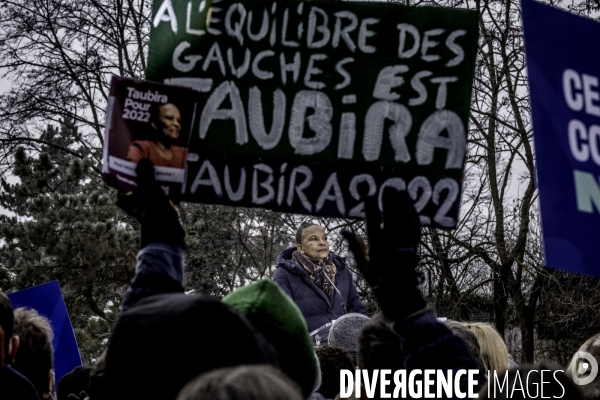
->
xmin=154 ymin=103 xmax=181 ymax=140
xmin=298 ymin=225 xmax=329 ymax=261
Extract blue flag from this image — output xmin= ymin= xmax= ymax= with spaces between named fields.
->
xmin=8 ymin=281 xmax=82 ymax=382
xmin=523 ymin=0 xmax=600 ymax=276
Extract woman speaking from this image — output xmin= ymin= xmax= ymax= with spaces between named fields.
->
xmin=273 ymin=222 xmax=367 ymax=344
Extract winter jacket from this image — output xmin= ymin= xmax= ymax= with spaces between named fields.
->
xmin=0 ymin=366 xmax=40 ymax=400
xmin=273 ymin=247 xmax=367 ymax=333
xmin=394 ymin=308 xmax=486 ymax=398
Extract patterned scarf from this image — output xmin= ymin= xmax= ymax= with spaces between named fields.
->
xmin=292 ymin=251 xmax=337 ymax=299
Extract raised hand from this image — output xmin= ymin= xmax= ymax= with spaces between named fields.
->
xmin=117 ymin=158 xmax=185 ymax=248
xmin=342 ymin=189 xmax=425 ymax=321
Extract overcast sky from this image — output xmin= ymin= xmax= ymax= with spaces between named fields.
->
xmin=0 ymin=77 xmax=10 ymax=94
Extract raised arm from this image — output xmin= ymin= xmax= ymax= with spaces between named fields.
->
xmin=117 ymin=159 xmax=186 ymax=312
xmin=342 ymin=190 xmax=483 ymax=396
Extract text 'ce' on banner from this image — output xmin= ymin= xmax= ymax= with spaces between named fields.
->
xmin=523 ymin=0 xmax=600 ymax=276
xmin=146 ymin=0 xmax=479 ymax=228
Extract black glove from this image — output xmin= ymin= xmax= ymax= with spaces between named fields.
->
xmin=117 ymin=158 xmax=185 ymax=248
xmin=342 ymin=189 xmax=425 ymax=322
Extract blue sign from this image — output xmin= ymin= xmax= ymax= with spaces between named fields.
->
xmin=8 ymin=281 xmax=82 ymax=382
xmin=523 ymin=0 xmax=600 ymax=276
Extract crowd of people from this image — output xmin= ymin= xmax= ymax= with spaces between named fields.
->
xmin=0 ymin=159 xmax=598 ymax=399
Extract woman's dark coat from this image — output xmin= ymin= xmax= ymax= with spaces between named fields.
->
xmin=273 ymin=247 xmax=367 ymax=333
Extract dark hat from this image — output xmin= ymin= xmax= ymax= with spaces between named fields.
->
xmin=104 ymin=293 xmax=277 ymax=400
xmin=223 ymin=280 xmax=317 ymax=398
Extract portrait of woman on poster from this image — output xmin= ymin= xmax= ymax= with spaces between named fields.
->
xmin=127 ymin=102 xmax=187 ymax=168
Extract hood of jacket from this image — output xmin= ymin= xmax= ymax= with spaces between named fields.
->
xmin=276 ymin=247 xmax=347 ymax=276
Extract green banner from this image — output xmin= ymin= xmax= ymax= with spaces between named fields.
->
xmin=146 ymin=0 xmax=478 ymax=227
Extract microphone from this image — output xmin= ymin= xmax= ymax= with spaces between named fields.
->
xmin=323 ymin=257 xmax=347 ymax=314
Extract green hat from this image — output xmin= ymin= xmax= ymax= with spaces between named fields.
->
xmin=223 ymin=280 xmax=317 ymax=398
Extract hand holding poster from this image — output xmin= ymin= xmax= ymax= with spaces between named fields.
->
xmin=522 ymin=0 xmax=600 ymax=276
xmin=143 ymin=0 xmax=479 ymax=227
xmin=102 ymin=77 xmax=198 ymax=198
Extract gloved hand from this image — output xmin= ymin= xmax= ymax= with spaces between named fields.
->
xmin=117 ymin=158 xmax=185 ymax=248
xmin=342 ymin=189 xmax=425 ymax=322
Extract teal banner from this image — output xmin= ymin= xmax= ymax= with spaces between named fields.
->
xmin=146 ymin=0 xmax=478 ymax=227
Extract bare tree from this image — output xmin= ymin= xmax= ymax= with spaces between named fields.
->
xmin=0 ymin=0 xmax=151 ymax=171
xmin=408 ymin=0 xmax=545 ymax=362
xmin=181 ymin=204 xmax=292 ymax=298
xmin=404 ymin=0 xmax=600 ymax=363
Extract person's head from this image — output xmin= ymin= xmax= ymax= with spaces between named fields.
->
xmin=151 ymin=103 xmax=182 ymax=144
xmin=478 ymin=363 xmax=582 ymax=399
xmin=175 ymin=365 xmax=304 ymax=400
xmin=57 ymin=366 xmax=91 ymax=400
xmin=315 ymin=345 xmax=355 ymax=399
xmin=13 ymin=307 xmax=54 ymax=398
xmin=104 ymin=293 xmax=277 ymax=400
xmin=0 ymin=291 xmax=17 ymax=366
xmin=296 ymin=222 xmax=329 ymax=261
xmin=567 ymin=333 xmax=600 ymax=399
xmin=357 ymin=313 xmax=404 ymax=400
xmin=465 ymin=322 xmax=509 ymax=375
xmin=328 ymin=313 xmax=371 ymax=361
xmin=445 ymin=320 xmax=485 ymax=371
xmin=357 ymin=313 xmax=404 ymax=371
xmin=222 ymin=280 xmax=317 ymax=398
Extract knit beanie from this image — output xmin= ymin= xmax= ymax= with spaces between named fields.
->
xmin=223 ymin=280 xmax=317 ymax=398
xmin=328 ymin=313 xmax=370 ymax=359
xmin=104 ymin=293 xmax=277 ymax=400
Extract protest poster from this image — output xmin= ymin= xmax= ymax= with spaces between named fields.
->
xmin=7 ymin=281 xmax=82 ymax=383
xmin=144 ymin=0 xmax=479 ymax=227
xmin=102 ymin=76 xmax=198 ymax=198
xmin=522 ymin=0 xmax=600 ymax=276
